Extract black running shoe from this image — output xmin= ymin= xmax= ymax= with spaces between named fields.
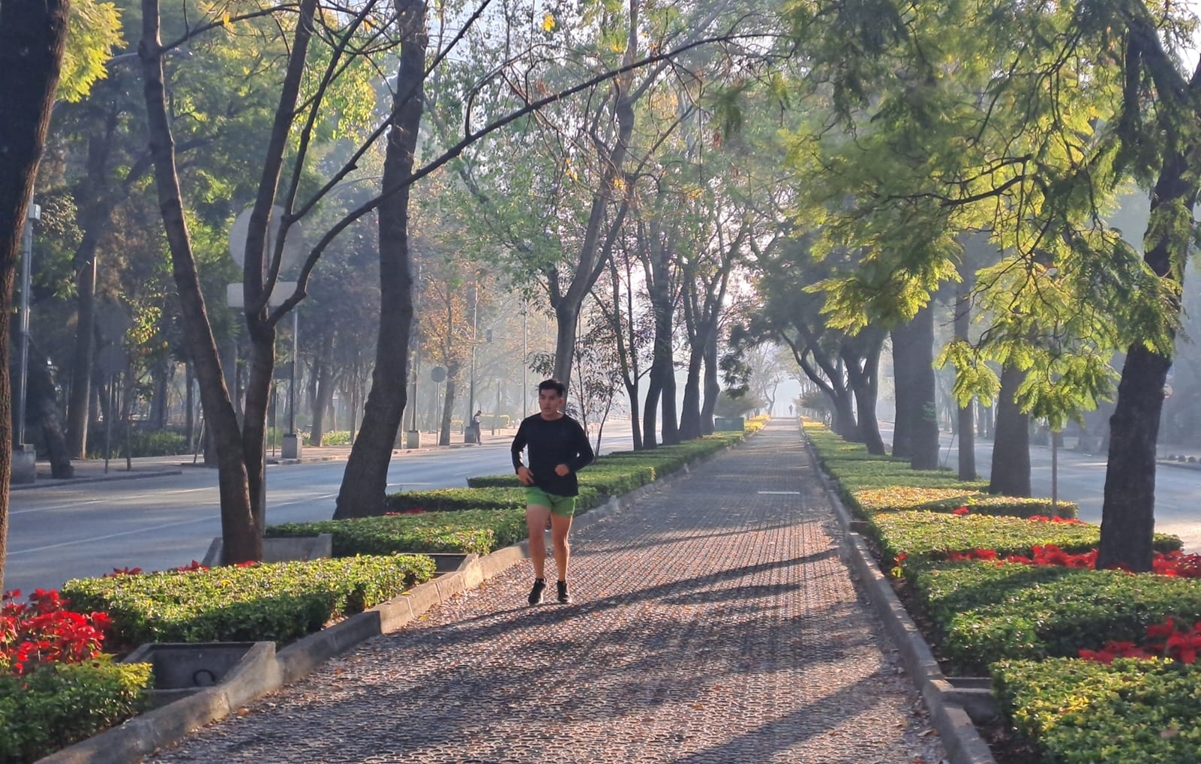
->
xmin=528 ymin=579 xmax=546 ymax=606
xmin=556 ymin=580 xmax=572 ymax=604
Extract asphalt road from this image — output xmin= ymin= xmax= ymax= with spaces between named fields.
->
xmin=938 ymin=435 xmax=1201 ymax=553
xmin=4 ymin=431 xmax=634 ymax=596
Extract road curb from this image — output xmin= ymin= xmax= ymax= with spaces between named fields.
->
xmin=37 ymin=435 xmax=749 ymax=763
xmin=799 ymin=431 xmax=997 ymax=764
xmin=13 ymin=469 xmax=184 ymax=491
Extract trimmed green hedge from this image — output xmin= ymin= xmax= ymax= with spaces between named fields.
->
xmin=911 ymin=561 xmax=1201 ymax=674
xmin=993 ymin=658 xmax=1201 ymax=763
xmin=384 ymin=486 xmax=600 ymax=513
xmin=268 ymin=509 xmax=529 ymax=556
xmin=61 ymin=555 xmax=436 ymax=647
xmin=870 ymin=511 xmax=1179 ymax=566
xmin=0 ymin=658 xmax=151 ymax=764
xmin=850 ymin=485 xmax=1077 ymax=519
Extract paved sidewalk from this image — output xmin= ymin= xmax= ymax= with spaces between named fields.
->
xmin=150 ymin=420 xmax=947 ymax=763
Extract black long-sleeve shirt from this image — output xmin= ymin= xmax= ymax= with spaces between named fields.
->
xmin=510 ymin=413 xmax=594 ymax=497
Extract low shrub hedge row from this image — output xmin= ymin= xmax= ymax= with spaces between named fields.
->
xmin=61 ymin=555 xmax=436 ymax=647
xmin=992 ymin=658 xmax=1201 ymax=763
xmin=268 ymin=509 xmax=529 ymax=556
xmin=803 ymin=419 xmax=1199 ymax=762
xmin=870 ymin=511 xmax=1179 ymax=567
xmin=909 ymin=561 xmax=1201 ymax=674
xmin=850 ymin=485 xmax=1077 ymax=519
xmin=0 ymin=658 xmax=152 ymax=764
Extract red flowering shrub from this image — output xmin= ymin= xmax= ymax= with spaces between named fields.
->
xmin=1079 ymin=618 xmax=1201 ymax=665
xmin=0 ymin=589 xmax=111 ymax=675
xmin=952 ymin=506 xmax=970 ymax=516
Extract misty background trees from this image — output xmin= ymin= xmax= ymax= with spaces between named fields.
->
xmin=4 ymin=0 xmax=1201 ymax=587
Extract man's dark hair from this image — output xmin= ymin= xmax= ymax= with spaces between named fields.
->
xmin=538 ymin=378 xmax=566 ymax=397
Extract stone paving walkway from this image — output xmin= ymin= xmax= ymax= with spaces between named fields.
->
xmin=150 ymin=420 xmax=947 ymax=763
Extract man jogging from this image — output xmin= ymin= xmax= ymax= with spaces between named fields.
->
xmin=511 ymin=378 xmax=594 ymax=605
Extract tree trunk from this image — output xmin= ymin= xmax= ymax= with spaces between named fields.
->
xmin=890 ymin=328 xmax=914 ymax=459
xmin=141 ymin=0 xmax=259 ymax=562
xmin=678 ymin=342 xmax=703 ymax=440
xmin=149 ymin=361 xmax=169 ymax=429
xmin=1098 ymin=148 xmax=1196 ymax=572
xmin=625 ymin=380 xmax=643 ymax=450
xmin=891 ymin=306 xmax=939 ymax=468
xmin=0 ymin=0 xmax=70 ymax=591
xmin=989 ymin=363 xmax=1030 ymax=496
xmin=829 ymin=388 xmax=857 ymax=440
xmin=334 ymin=0 xmax=426 ymax=518
xmin=309 ymin=332 xmax=335 ymax=446
xmin=27 ymin=342 xmax=73 ymax=478
xmin=440 ymin=365 xmax=460 ymax=446
xmin=67 ymin=231 xmax=98 ymax=457
xmin=185 ymin=359 xmax=195 ymax=451
xmin=954 ymin=280 xmax=977 ymax=480
xmin=701 ymin=329 xmax=719 ymax=436
xmin=845 ymin=339 xmax=885 ymax=455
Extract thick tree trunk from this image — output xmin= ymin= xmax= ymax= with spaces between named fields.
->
xmin=890 ymin=328 xmax=914 ymax=459
xmin=891 ymin=306 xmax=939 ymax=468
xmin=679 ymin=343 xmax=703 ymax=440
xmin=1098 ymin=149 xmax=1196 ymax=572
xmin=989 ymin=363 xmax=1031 ymax=497
xmin=845 ymin=339 xmax=885 ymax=455
xmin=829 ymin=388 xmax=857 ymax=440
xmin=701 ymin=330 xmax=719 ymax=436
xmin=308 ymin=332 xmax=335 ymax=445
xmin=954 ymin=280 xmax=977 ymax=480
xmin=67 ymin=236 xmax=97 ymax=457
xmin=0 ymin=0 xmax=70 ymax=591
xmin=334 ymin=0 xmax=426 ymax=518
xmin=439 ymin=365 xmax=460 ymax=446
xmin=141 ymin=0 xmax=259 ymax=562
xmin=625 ymin=381 xmax=643 ymax=450
xmin=27 ymin=342 xmax=73 ymax=478
xmin=185 ymin=359 xmax=195 ymax=451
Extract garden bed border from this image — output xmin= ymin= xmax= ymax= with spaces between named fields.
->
xmin=800 ymin=430 xmax=997 ymax=764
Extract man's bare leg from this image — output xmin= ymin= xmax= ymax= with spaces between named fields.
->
xmin=526 ymin=505 xmax=551 ymax=604
xmin=550 ymin=512 xmax=573 ymax=602
xmin=549 ymin=513 xmax=572 ymax=581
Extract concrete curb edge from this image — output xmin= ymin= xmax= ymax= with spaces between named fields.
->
xmin=799 ymin=432 xmax=997 ymax=764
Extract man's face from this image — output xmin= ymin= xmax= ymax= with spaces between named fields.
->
xmin=538 ymin=388 xmax=563 ymax=416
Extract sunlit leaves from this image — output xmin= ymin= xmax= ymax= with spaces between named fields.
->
xmin=59 ymin=0 xmax=124 ymax=103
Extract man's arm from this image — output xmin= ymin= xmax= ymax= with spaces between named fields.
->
xmin=511 ymin=422 xmax=528 ymax=472
xmin=568 ymin=421 xmax=594 ymax=472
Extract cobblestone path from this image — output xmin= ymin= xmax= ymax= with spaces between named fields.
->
xmin=151 ymin=420 xmax=947 ymax=763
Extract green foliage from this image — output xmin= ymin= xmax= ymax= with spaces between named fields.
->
xmin=307 ymin=430 xmax=352 ymax=446
xmin=0 ymin=658 xmax=151 ymax=763
xmin=911 ymin=562 xmax=1201 ymax=674
xmin=850 ymin=486 xmax=1075 ymax=518
xmin=868 ymin=511 xmax=1146 ymax=566
xmin=267 ymin=510 xmax=529 ymax=556
xmin=993 ymin=658 xmax=1201 ymax=763
xmin=61 ymin=556 xmax=436 ymax=647
xmin=85 ymin=429 xmax=187 ymax=459
xmin=60 ymin=0 xmax=124 ymax=103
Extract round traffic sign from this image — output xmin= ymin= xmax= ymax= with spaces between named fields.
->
xmin=430 ymin=366 xmax=446 ymax=383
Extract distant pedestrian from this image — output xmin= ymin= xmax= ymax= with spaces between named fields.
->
xmin=472 ymin=409 xmax=482 ymax=443
xmin=510 ymin=379 xmax=594 ymax=605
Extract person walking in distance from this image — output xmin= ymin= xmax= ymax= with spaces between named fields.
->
xmin=511 ymin=378 xmax=594 ymax=605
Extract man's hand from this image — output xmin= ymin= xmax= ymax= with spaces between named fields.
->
xmin=517 ymin=466 xmax=535 ymax=486
xmin=554 ymin=464 xmax=570 ymax=477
